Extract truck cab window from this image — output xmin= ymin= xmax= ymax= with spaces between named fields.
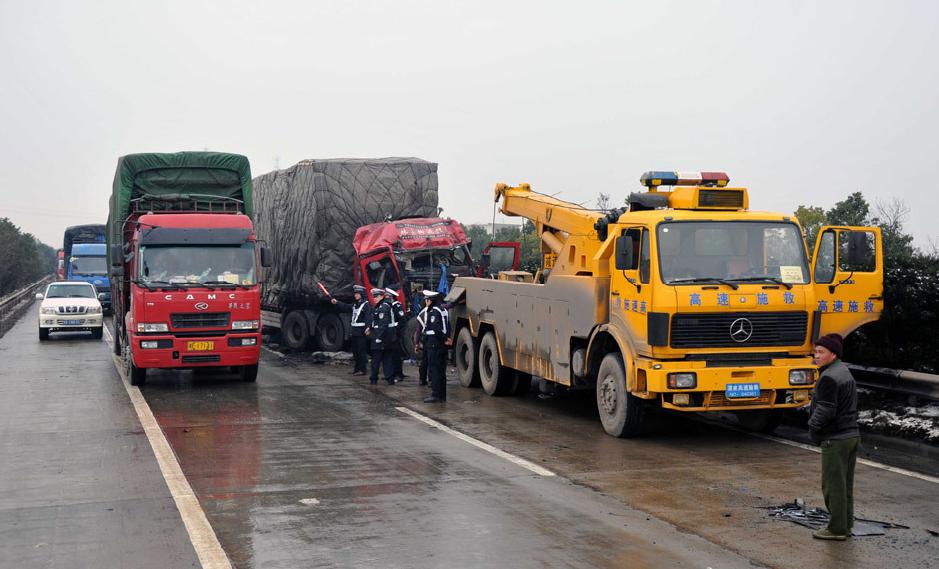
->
xmin=814 ymin=230 xmax=836 ymax=284
xmin=622 ymin=228 xmax=641 ymax=271
xmin=639 ymin=228 xmax=651 ymax=284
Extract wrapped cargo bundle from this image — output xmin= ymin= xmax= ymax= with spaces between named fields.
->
xmin=254 ymin=158 xmax=438 ymax=310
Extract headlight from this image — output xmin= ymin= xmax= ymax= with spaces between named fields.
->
xmin=141 ymin=341 xmax=159 ymax=349
xmin=87 ymin=306 xmax=102 ymax=314
xmin=789 ymin=369 xmax=813 ymax=385
xmin=667 ymin=372 xmax=697 ymax=389
xmin=137 ymin=323 xmax=169 ymax=333
xmin=40 ymin=306 xmax=57 ymax=314
xmin=232 ymin=320 xmax=259 ymax=330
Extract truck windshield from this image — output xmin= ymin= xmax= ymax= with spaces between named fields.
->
xmin=138 ymin=243 xmax=257 ymax=286
xmin=657 ymin=221 xmax=809 ymax=285
xmin=69 ymin=256 xmax=108 ymax=276
xmin=46 ymin=284 xmax=96 ymax=298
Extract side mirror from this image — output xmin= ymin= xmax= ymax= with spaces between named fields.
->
xmin=260 ymin=246 xmax=272 ymax=268
xmin=615 ymin=236 xmax=634 ymax=270
xmin=97 ymin=293 xmax=106 ymax=301
xmin=110 ymin=247 xmax=122 ymax=267
xmin=35 ymin=293 xmax=44 ymax=300
xmin=845 ymin=231 xmax=873 ymax=268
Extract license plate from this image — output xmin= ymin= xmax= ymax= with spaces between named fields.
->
xmin=61 ymin=320 xmax=81 ymax=325
xmin=187 ymin=341 xmax=215 ymax=351
xmin=726 ymin=382 xmax=761 ymax=398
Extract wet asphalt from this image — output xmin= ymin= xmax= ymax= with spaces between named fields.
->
xmin=2 ymin=305 xmax=938 ymax=568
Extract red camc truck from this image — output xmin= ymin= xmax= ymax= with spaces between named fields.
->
xmin=107 ymin=152 xmax=271 ymax=385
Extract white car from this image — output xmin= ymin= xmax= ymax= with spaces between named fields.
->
xmin=36 ymin=281 xmax=104 ymax=341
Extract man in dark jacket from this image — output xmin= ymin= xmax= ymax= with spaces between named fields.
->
xmin=368 ymin=288 xmax=397 ymax=385
xmin=331 ymin=285 xmax=372 ymax=376
xmin=421 ymin=290 xmax=450 ymax=403
xmin=808 ymin=333 xmax=859 ymax=541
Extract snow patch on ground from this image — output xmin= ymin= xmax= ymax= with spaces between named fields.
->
xmin=858 ymin=403 xmax=939 ymax=444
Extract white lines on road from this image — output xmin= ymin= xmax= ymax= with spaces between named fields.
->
xmin=103 ymin=326 xmax=232 ymax=569
xmin=751 ymin=430 xmax=939 ymax=485
xmin=395 ymin=406 xmax=557 ymax=477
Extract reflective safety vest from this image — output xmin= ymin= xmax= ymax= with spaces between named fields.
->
xmin=351 ymin=301 xmax=367 ymax=327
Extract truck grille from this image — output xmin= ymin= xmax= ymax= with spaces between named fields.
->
xmin=670 ymin=312 xmax=807 ymax=348
xmin=171 ymin=312 xmax=230 ymax=329
xmin=182 ymin=355 xmax=221 ymax=364
xmin=56 ymin=306 xmax=87 ymax=314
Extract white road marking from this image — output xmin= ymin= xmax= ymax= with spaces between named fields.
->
xmin=395 ymin=406 xmax=556 ymax=477
xmin=103 ymin=326 xmax=232 ymax=569
xmin=751 ymin=430 xmax=939 ymax=485
xmin=298 ymin=498 xmax=320 ymax=506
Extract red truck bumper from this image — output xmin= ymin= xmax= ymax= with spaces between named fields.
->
xmin=130 ymin=332 xmax=261 ymax=369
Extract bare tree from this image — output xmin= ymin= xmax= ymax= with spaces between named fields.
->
xmin=595 ymin=192 xmax=611 ymax=210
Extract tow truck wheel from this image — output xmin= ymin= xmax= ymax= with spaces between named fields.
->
xmin=282 ymin=310 xmax=310 ymax=351
xmin=478 ymin=331 xmax=512 ymax=395
xmin=240 ymin=363 xmax=259 ymax=383
xmin=735 ymin=410 xmax=783 ymax=433
xmin=400 ymin=319 xmax=419 ymax=360
xmin=123 ymin=332 xmax=146 ymax=386
xmin=596 ymin=353 xmax=643 ymax=438
xmin=455 ymin=327 xmax=480 ymax=388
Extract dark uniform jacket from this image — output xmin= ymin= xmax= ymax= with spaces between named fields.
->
xmin=334 ymin=299 xmax=372 ymax=337
xmin=808 ymin=359 xmax=860 ymax=444
xmin=423 ymin=304 xmax=449 ymax=345
xmin=370 ymin=299 xmax=395 ymax=349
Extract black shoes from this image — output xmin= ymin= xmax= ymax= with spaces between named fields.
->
xmin=352 ymin=371 xmax=365 ymax=376
xmin=423 ymin=396 xmax=445 ymax=403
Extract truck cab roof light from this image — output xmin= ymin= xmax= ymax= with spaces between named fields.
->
xmin=640 ymin=171 xmax=730 ymax=188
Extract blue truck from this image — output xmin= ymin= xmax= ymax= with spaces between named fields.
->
xmin=62 ymin=224 xmax=112 ymax=312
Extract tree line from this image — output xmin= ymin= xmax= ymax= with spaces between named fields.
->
xmin=463 ymin=189 xmax=938 ymax=373
xmin=0 ymin=218 xmax=56 ymax=296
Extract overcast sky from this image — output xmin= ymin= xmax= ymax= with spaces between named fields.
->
xmin=2 ymin=0 xmax=937 ymax=249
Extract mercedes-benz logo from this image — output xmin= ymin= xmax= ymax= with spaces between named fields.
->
xmin=729 ymin=317 xmax=753 ymax=342
xmin=194 ymin=302 xmax=209 ymax=311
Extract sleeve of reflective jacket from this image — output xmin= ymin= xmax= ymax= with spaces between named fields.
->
xmin=332 ymin=300 xmax=352 ymax=314
xmin=808 ymin=375 xmax=837 ymax=434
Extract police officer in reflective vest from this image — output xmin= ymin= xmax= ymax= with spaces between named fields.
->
xmin=331 ymin=285 xmax=372 ymax=376
xmin=368 ymin=288 xmax=397 ymax=385
xmin=385 ymin=286 xmax=408 ymax=381
xmin=421 ymin=290 xmax=450 ymax=403
xmin=414 ymin=293 xmax=431 ymax=386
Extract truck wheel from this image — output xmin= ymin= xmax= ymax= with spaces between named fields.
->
xmin=240 ymin=363 xmax=259 ymax=383
xmin=735 ymin=410 xmax=783 ymax=433
xmin=455 ymin=327 xmax=480 ymax=388
xmin=400 ymin=319 xmax=419 ymax=360
xmin=282 ymin=310 xmax=310 ymax=351
xmin=39 ymin=328 xmax=49 ymax=341
xmin=596 ymin=353 xmax=643 ymax=437
xmin=316 ymin=313 xmax=344 ymax=352
xmin=123 ymin=332 xmax=146 ymax=386
xmin=478 ymin=331 xmax=512 ymax=396
xmin=112 ymin=318 xmax=122 ymax=355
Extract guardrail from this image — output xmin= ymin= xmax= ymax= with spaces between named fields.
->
xmin=0 ymin=276 xmax=54 ymax=338
xmin=846 ymin=363 xmax=939 ymax=401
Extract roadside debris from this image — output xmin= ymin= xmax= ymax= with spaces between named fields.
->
xmin=767 ymin=499 xmax=909 ymax=536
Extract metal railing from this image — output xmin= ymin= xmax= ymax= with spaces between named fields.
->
xmin=0 ymin=276 xmax=54 ymax=338
xmin=846 ymin=363 xmax=939 ymax=401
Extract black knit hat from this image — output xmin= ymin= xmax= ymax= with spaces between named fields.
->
xmin=815 ymin=333 xmax=844 ymax=358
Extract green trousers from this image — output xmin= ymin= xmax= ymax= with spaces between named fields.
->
xmin=820 ymin=436 xmax=860 ymax=535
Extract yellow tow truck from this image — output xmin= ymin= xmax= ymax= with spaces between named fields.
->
xmin=447 ymin=171 xmax=883 ymax=437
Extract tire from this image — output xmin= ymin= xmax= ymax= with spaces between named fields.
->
xmin=478 ymin=331 xmax=513 ymax=396
xmin=315 ymin=312 xmax=345 ymax=352
xmin=240 ymin=363 xmax=259 ymax=383
xmin=91 ymin=327 xmax=103 ymax=340
xmin=112 ymin=318 xmax=122 ymax=355
xmin=124 ymin=332 xmax=146 ymax=386
xmin=400 ymin=318 xmax=419 ymax=360
xmin=513 ymin=371 xmax=533 ymax=395
xmin=595 ymin=353 xmax=643 ymax=437
xmin=282 ymin=310 xmax=311 ymax=351
xmin=735 ymin=410 xmax=783 ymax=433
xmin=39 ymin=328 xmax=49 ymax=341
xmin=455 ymin=327 xmax=480 ymax=388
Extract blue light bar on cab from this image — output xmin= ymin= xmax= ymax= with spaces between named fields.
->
xmin=640 ymin=171 xmax=730 ymax=188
